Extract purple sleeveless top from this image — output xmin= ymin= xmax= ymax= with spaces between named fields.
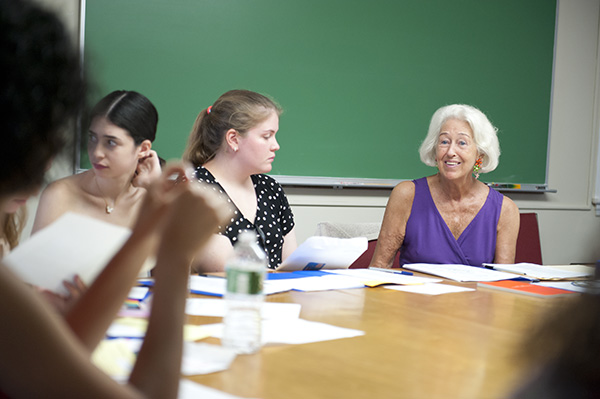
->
xmin=398 ymin=177 xmax=503 ymax=267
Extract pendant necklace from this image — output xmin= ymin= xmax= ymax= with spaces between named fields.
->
xmin=94 ymin=177 xmax=116 ymax=214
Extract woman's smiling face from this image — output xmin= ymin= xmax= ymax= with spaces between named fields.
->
xmin=435 ymin=118 xmax=479 ymax=180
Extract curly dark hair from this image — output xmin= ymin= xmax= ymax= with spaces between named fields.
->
xmin=0 ymin=0 xmax=85 ymax=197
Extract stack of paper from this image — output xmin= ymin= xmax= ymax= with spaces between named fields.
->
xmin=403 ymin=263 xmax=519 ymax=282
xmin=483 ymin=263 xmax=593 ymax=280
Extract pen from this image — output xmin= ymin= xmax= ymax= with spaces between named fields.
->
xmin=482 ymin=265 xmax=540 ymax=282
xmin=368 ymin=267 xmax=413 ymax=276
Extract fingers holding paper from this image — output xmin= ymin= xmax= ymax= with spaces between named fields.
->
xmin=38 ymin=275 xmax=88 ymax=315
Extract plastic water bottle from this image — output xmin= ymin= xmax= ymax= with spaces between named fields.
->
xmin=222 ymin=230 xmax=267 ymax=354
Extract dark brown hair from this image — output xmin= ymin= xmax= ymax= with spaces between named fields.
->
xmin=90 ymin=90 xmax=158 ymax=145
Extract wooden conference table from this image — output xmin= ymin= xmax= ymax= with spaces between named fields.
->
xmin=185 ymin=272 xmax=575 ymax=399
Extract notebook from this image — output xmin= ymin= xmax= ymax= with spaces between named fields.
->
xmin=477 ymin=280 xmax=579 ymax=298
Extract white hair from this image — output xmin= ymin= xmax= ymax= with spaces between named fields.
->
xmin=418 ymin=104 xmax=500 ymax=174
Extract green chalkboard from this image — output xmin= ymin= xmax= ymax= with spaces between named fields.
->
xmin=83 ymin=0 xmax=556 ymax=186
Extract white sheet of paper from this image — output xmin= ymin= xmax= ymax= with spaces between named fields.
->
xmin=534 ymin=281 xmax=591 ymax=293
xmin=206 ymin=318 xmax=364 ymax=345
xmin=328 ymin=269 xmax=442 ymax=285
xmin=549 ymin=265 xmax=595 ymax=274
xmin=276 ymin=236 xmax=368 ymax=271
xmin=186 ymin=297 xmax=301 ymax=319
xmin=384 ymin=283 xmax=475 ymax=295
xmin=93 ymin=340 xmax=238 ymax=382
xmin=181 ymin=342 xmax=237 ymax=376
xmin=189 ymin=276 xmax=227 ymax=295
xmin=280 ymin=275 xmax=366 ymax=291
xmin=189 ymin=275 xmax=291 ymax=296
xmin=3 ymin=212 xmax=152 ymax=295
xmin=128 ymin=286 xmax=149 ymax=300
xmin=91 ymin=338 xmax=138 ymax=379
xmin=106 ymin=317 xmax=211 ymax=341
xmin=402 ymin=263 xmax=518 ymax=282
xmin=483 ymin=262 xmax=593 ymax=279
xmin=178 ymin=379 xmax=256 ymax=399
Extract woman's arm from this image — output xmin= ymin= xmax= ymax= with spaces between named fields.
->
xmin=281 ymin=226 xmax=298 ymax=262
xmin=370 ymin=181 xmax=415 ymax=268
xmin=192 ymin=227 xmax=297 ymax=273
xmin=129 ymin=170 xmax=229 ymax=397
xmin=0 ymin=265 xmax=145 ymax=398
xmin=0 ymin=165 xmax=228 ymax=398
xmin=494 ymin=195 xmax=520 ymax=264
xmin=191 ymin=234 xmax=234 ymax=273
xmin=64 ymin=164 xmax=215 ymax=351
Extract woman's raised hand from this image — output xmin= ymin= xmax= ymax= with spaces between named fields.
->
xmin=132 ymin=150 xmax=162 ymax=188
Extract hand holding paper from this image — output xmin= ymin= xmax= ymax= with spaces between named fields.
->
xmin=3 ymin=212 xmax=149 ymax=295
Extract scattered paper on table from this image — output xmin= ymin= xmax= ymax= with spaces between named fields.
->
xmin=534 ymin=281 xmax=590 ymax=293
xmin=185 ymin=324 xmax=212 ymax=341
xmin=107 ymin=317 xmax=211 ymax=341
xmin=483 ymin=262 xmax=593 ymax=280
xmin=181 ymin=342 xmax=237 ymax=376
xmin=384 ymin=283 xmax=475 ymax=295
xmin=403 ymin=263 xmax=518 ymax=282
xmin=206 ymin=318 xmax=364 ymax=345
xmin=93 ymin=340 xmax=238 ymax=382
xmin=186 ymin=298 xmax=301 ymax=319
xmin=92 ymin=338 xmax=137 ymax=379
xmin=328 ymin=269 xmax=442 ymax=286
xmin=128 ymin=286 xmax=150 ymax=300
xmin=284 ymin=275 xmax=366 ymax=291
xmin=118 ymin=308 xmax=150 ymax=318
xmin=106 ymin=317 xmax=148 ymax=338
xmin=178 ymin=379 xmax=257 ymax=399
xmin=189 ymin=275 xmax=290 ymax=296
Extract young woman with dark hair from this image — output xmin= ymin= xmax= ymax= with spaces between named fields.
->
xmin=32 ymin=90 xmax=163 ymax=232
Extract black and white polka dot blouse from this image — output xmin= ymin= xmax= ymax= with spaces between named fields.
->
xmin=194 ymin=166 xmax=295 ymax=269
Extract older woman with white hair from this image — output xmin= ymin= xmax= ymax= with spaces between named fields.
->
xmin=370 ymin=104 xmax=520 ymax=268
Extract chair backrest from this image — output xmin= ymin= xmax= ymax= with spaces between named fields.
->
xmin=515 ymin=212 xmax=543 ymax=264
xmin=349 ymin=239 xmax=400 ymax=269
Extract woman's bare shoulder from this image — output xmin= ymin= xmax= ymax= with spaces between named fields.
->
xmin=38 ymin=172 xmax=91 ymax=208
xmin=389 ymin=180 xmax=416 ymax=203
xmin=500 ymin=194 xmax=520 ymax=222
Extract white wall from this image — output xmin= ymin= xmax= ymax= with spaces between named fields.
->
xmin=33 ymin=0 xmax=600 ymax=265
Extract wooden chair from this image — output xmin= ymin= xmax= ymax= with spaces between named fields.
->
xmin=514 ymin=212 xmax=543 ymax=264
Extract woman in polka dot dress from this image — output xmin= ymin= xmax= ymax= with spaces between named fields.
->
xmin=184 ymin=90 xmax=297 ymax=272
